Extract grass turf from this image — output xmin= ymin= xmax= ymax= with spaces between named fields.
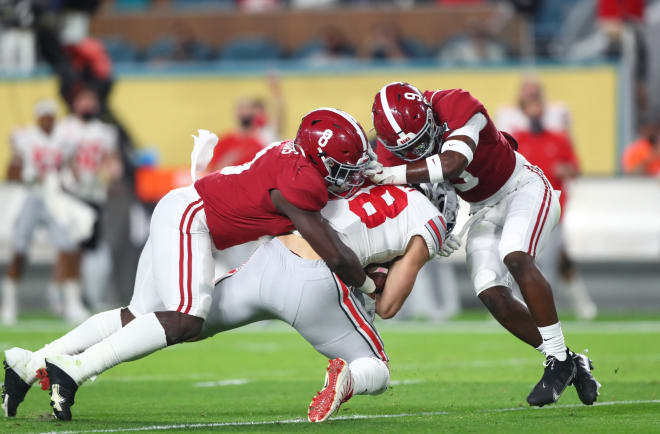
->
xmin=1 ymin=317 xmax=659 ymax=433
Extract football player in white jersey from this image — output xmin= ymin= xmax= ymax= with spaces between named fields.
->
xmin=58 ymin=89 xmax=122 ymax=313
xmin=1 ymin=100 xmax=83 ymax=325
xmin=196 ymin=182 xmax=457 ymax=422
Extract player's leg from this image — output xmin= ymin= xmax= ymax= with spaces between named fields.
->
xmin=1 ymin=194 xmax=41 ymax=326
xmin=294 ymin=271 xmax=389 ymax=422
xmin=556 ymin=227 xmax=597 ymax=320
xmin=465 ymin=216 xmax=544 ymax=349
xmin=2 ymin=240 xmax=148 ymax=418
xmin=42 ymin=187 xmax=213 ymax=420
xmin=498 ymin=167 xmax=580 ymax=406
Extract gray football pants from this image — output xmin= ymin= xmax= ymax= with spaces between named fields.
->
xmin=201 ymin=238 xmax=388 ymax=363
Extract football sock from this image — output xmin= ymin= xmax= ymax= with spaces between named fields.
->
xmin=28 ymin=308 xmax=123 ymax=383
xmin=1 ymin=277 xmax=18 ymax=325
xmin=535 ymin=341 xmax=546 ymax=354
xmin=66 ymin=312 xmax=167 ymax=384
xmin=538 ymin=322 xmax=567 ymax=361
xmin=349 ymin=357 xmax=390 ymax=395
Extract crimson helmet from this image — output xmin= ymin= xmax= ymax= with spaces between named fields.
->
xmin=295 ymin=108 xmax=370 ymax=198
xmin=372 ymin=82 xmax=438 ymax=162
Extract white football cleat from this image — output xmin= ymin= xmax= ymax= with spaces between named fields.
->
xmin=308 ymin=358 xmax=354 ymax=423
xmin=2 ymin=348 xmax=34 ymax=417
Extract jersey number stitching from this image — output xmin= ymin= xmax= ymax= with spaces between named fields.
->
xmin=453 ymin=169 xmax=479 ymax=192
xmin=348 ymin=185 xmax=409 ymax=228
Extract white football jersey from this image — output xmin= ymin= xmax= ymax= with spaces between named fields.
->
xmin=321 ymin=185 xmax=449 ymax=267
xmin=10 ymin=124 xmax=65 ymax=184
xmin=59 ymin=116 xmax=118 ymax=203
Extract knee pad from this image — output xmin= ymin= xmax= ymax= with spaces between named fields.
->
xmin=473 ymin=268 xmax=513 ymax=296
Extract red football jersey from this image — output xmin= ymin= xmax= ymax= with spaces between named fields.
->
xmin=376 ymin=88 xmax=517 ymax=203
xmin=194 ymin=141 xmax=328 ymax=250
xmin=514 ymin=129 xmax=579 ymax=211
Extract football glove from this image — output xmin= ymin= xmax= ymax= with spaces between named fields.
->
xmin=439 ymin=233 xmax=462 ymax=257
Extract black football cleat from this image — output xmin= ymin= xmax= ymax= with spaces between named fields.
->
xmin=2 ymin=360 xmax=31 ymax=417
xmin=43 ymin=360 xmax=78 ymax=421
xmin=571 ymin=351 xmax=601 ymax=405
xmin=527 ymin=349 xmax=576 ymax=407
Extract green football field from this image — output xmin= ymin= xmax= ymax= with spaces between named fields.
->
xmin=2 ymin=315 xmax=660 ymax=433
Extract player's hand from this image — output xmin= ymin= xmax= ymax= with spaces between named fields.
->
xmin=439 ymin=233 xmax=462 ymax=257
xmin=364 ymin=148 xmax=383 ymax=176
xmin=367 ymin=165 xmax=407 ymax=185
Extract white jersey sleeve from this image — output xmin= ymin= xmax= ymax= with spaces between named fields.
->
xmin=321 ymin=185 xmax=449 ymax=266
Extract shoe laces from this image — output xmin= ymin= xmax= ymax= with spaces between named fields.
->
xmin=543 ymin=356 xmax=557 ymax=369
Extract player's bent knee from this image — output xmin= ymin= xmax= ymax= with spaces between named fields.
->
xmin=502 ymin=251 xmax=534 ymax=276
xmin=349 ymin=357 xmax=390 ymax=395
xmin=154 ymin=311 xmax=204 ymax=345
xmin=478 ymin=286 xmax=514 ymax=319
xmin=120 ymin=307 xmax=136 ymax=327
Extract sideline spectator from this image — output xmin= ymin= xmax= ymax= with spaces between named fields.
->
xmin=438 ymin=25 xmax=508 ymax=65
xmin=207 ymin=75 xmax=285 ymax=172
xmin=622 ymin=113 xmax=660 ymax=177
xmin=496 ymin=77 xmax=572 ymax=134
xmin=304 ymin=27 xmax=355 ymax=66
xmin=2 ymin=99 xmax=93 ymax=325
xmin=498 ymin=78 xmax=598 ymax=320
xmin=365 ymin=24 xmax=415 ymax=61
xmin=0 ymin=0 xmax=36 ymax=73
xmin=59 ymin=89 xmax=123 ymax=313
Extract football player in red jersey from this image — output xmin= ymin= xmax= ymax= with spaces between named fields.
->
xmin=2 ymin=108 xmax=378 ymax=420
xmin=368 ymin=82 xmax=600 ymax=407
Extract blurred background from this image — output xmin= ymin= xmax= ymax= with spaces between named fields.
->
xmin=0 ymin=0 xmax=659 ymax=326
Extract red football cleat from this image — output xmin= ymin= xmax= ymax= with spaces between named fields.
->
xmin=308 ymin=358 xmax=354 ymax=423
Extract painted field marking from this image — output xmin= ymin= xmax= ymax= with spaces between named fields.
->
xmin=39 ymin=400 xmax=660 ymax=434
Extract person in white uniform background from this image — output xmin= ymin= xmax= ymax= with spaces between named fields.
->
xmin=1 ymin=99 xmax=86 ymax=325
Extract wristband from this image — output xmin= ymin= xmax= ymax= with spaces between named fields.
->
xmin=426 ymin=154 xmax=444 ymax=183
xmin=357 ymin=275 xmax=377 ymax=294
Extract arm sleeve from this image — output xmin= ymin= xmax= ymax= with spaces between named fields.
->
xmin=441 ymin=112 xmax=488 ymax=164
xmin=448 ymin=112 xmax=487 ymax=144
xmin=277 ymin=162 xmax=328 ymax=212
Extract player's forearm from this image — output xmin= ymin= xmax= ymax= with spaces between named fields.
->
xmin=405 ymin=151 xmax=467 ymax=184
xmin=376 ymin=266 xmax=416 ymax=319
xmin=325 ymin=246 xmax=369 ymax=288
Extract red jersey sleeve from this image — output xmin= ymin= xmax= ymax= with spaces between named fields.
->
xmin=426 ymin=89 xmax=486 ymax=131
xmin=277 ymin=159 xmax=328 ymax=212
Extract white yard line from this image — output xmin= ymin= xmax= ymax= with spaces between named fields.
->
xmin=39 ymin=400 xmax=660 ymax=434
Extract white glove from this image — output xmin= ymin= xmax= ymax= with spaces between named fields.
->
xmin=367 ymin=165 xmax=407 ymax=185
xmin=439 ymin=233 xmax=462 ymax=257
xmin=365 ymin=147 xmax=383 ymax=176
xmin=190 ymin=129 xmax=219 ymax=181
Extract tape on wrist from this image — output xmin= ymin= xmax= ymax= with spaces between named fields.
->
xmin=391 ymin=165 xmax=407 ymax=184
xmin=426 ymin=154 xmax=444 ymax=183
xmin=358 ymin=275 xmax=377 ymax=294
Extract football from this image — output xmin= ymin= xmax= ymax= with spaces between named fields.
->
xmin=366 ymin=264 xmax=389 ymax=293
